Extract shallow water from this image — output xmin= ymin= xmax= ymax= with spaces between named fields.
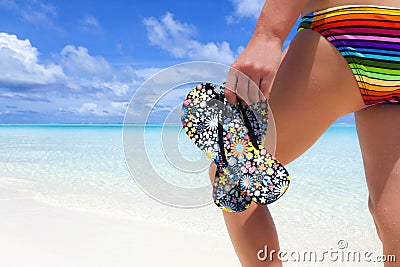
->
xmin=0 ymin=124 xmax=384 ymax=265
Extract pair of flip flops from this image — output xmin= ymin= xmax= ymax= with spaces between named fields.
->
xmin=181 ymin=82 xmax=290 ymax=212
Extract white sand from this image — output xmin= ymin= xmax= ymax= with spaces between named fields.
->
xmin=0 ymin=178 xmax=241 ymax=267
xmin=0 ymin=176 xmax=386 ymax=267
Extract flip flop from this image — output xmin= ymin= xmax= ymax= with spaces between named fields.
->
xmin=181 ymin=83 xmax=266 ymax=166
xmin=181 ymin=82 xmax=290 ymax=212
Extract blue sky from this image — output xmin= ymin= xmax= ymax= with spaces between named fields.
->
xmin=0 ymin=0 xmax=354 ymax=124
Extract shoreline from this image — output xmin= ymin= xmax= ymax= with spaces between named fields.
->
xmin=0 ymin=123 xmax=385 ymax=267
xmin=0 ymin=175 xmax=384 ymax=267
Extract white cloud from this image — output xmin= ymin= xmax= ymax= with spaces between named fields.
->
xmin=144 ymin=12 xmax=195 ymax=58
xmin=83 ymin=15 xmax=99 ymax=27
xmin=0 ymin=31 xmax=160 ymax=121
xmin=90 ymin=81 xmax=130 ymax=97
xmin=0 ymin=0 xmax=60 ymax=30
xmin=0 ymin=90 xmax=50 ymax=102
xmin=0 ymin=32 xmax=144 ymax=107
xmin=237 ymin=45 xmax=245 ymax=54
xmin=60 ymin=45 xmax=113 ymax=79
xmin=80 ymin=15 xmax=101 ymax=32
xmin=70 ymin=101 xmax=129 ymax=117
xmin=228 ymin=0 xmax=264 ymax=22
xmin=143 ymin=12 xmax=236 ymax=64
xmin=58 ymin=45 xmax=139 ymax=97
xmin=21 ymin=0 xmax=57 ymax=25
xmin=0 ymin=0 xmax=17 ymax=9
xmin=1 ymin=32 xmax=230 ymax=122
xmin=134 ymin=67 xmax=162 ymax=80
xmin=0 ymin=32 xmax=65 ymax=88
xmin=124 ymin=62 xmax=230 ymax=124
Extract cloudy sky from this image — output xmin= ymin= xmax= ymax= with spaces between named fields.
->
xmin=0 ymin=0 xmax=310 ymax=124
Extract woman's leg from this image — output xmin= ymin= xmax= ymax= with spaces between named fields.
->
xmin=355 ymin=104 xmax=400 ymax=265
xmin=209 ymin=29 xmax=365 ymax=267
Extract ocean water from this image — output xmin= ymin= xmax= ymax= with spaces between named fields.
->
xmin=0 ymin=124 xmax=383 ymax=265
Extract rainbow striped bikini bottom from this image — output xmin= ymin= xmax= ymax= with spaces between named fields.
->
xmin=298 ymin=5 xmax=400 ymax=108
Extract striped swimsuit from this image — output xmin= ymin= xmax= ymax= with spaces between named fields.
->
xmin=298 ymin=5 xmax=400 ymax=108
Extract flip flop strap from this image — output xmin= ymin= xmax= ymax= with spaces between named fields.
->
xmin=217 ymin=93 xmax=228 ymax=167
xmin=237 ymin=102 xmax=260 ymax=150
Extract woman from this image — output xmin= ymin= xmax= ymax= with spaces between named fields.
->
xmin=209 ymin=0 xmax=400 ymax=266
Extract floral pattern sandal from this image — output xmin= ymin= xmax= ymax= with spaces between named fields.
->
xmin=181 ymin=82 xmax=290 ymax=212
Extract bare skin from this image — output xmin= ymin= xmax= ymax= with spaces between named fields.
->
xmin=356 ymin=105 xmax=400 ymax=262
xmin=209 ymin=0 xmax=400 ymax=266
xmin=303 ymin=0 xmax=400 ymax=15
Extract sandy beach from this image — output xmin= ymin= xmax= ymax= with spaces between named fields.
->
xmin=0 ymin=174 xmax=385 ymax=267
xmin=0 ymin=177 xmax=241 ymax=267
xmin=0 ymin=124 xmax=388 ymax=267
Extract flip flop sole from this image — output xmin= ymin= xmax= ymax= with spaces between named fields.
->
xmin=181 ymin=82 xmax=290 ymax=212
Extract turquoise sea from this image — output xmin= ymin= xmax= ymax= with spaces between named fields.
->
xmin=0 ymin=123 xmax=383 ymax=261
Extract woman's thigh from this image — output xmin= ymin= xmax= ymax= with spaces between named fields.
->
xmin=265 ymin=29 xmax=365 ymax=164
xmin=355 ymin=104 xmax=400 ymax=208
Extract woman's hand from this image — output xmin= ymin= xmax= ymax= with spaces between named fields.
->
xmin=225 ymin=35 xmax=283 ymax=105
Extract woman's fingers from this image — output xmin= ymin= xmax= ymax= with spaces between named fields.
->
xmin=226 ymin=67 xmax=264 ymax=105
xmin=248 ymin=76 xmax=261 ymax=104
xmin=224 ymin=34 xmax=283 ymax=105
xmin=259 ymin=70 xmax=276 ymax=100
xmin=236 ymin=75 xmax=250 ymax=105
xmin=225 ymin=68 xmax=239 ymax=105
